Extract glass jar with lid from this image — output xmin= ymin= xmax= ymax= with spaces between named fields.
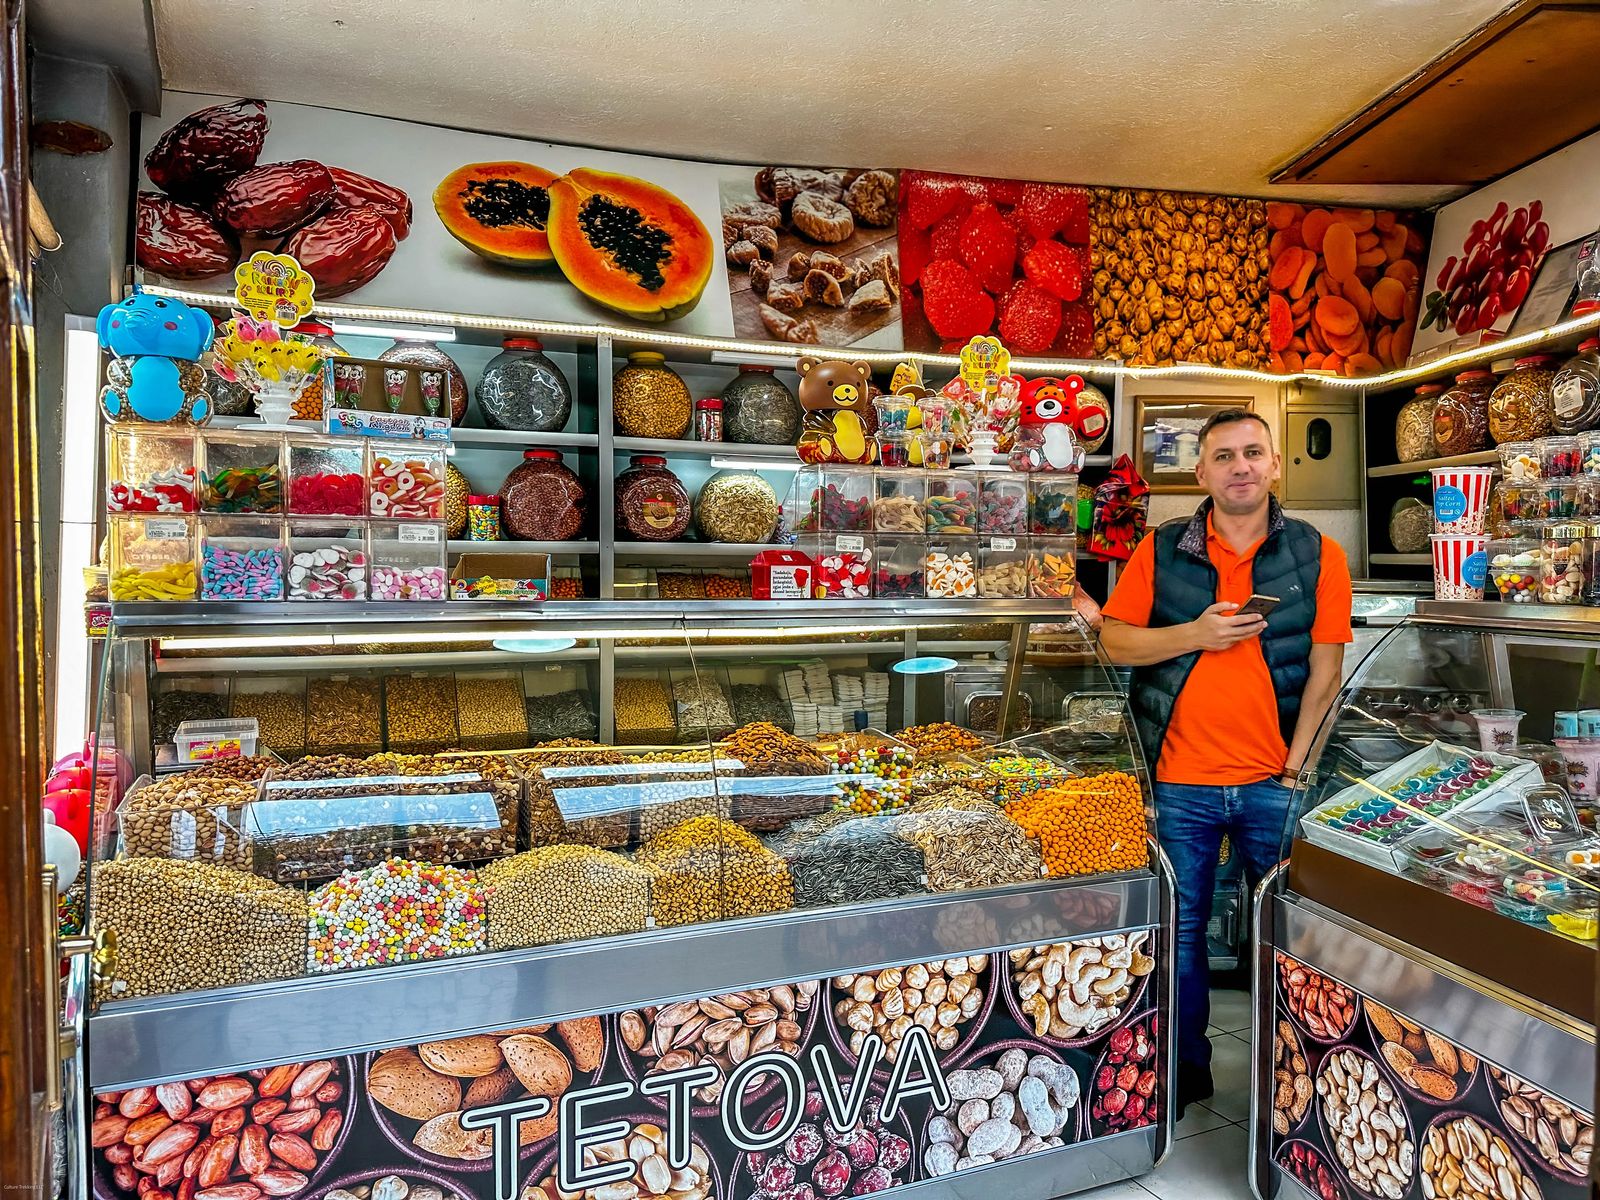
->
xmin=695 ymin=470 xmax=778 ymax=543
xmin=287 ymin=320 xmax=344 ymax=422
xmin=720 ymin=365 xmax=801 ymax=445
xmin=1395 ymin=383 xmax=1442 ymax=463
xmin=1488 ymin=355 xmax=1558 ymax=444
xmin=614 ymin=351 xmax=691 ymax=440
xmin=378 ymin=338 xmax=469 ymax=425
xmin=497 ymin=449 xmax=587 ymax=541
xmin=615 ymin=455 xmax=691 ymax=541
xmin=1432 ymin=370 xmax=1495 ymax=456
xmin=475 ymin=336 xmax=573 ymax=432
xmin=1552 ymin=338 xmax=1600 ymax=435
xmin=1541 ymin=522 xmax=1588 ymax=604
xmin=1497 ymin=440 xmax=1541 ymax=483
xmin=1389 ymin=497 xmax=1431 ymax=553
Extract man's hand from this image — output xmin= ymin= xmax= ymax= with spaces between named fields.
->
xmin=1188 ymin=602 xmax=1266 ymax=652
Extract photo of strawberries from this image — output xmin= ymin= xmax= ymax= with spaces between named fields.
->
xmin=899 ymin=169 xmax=1095 ymax=356
xmin=1265 ymin=204 xmax=1429 ymax=376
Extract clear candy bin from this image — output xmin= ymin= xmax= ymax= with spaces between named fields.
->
xmin=1487 ymin=537 xmax=1540 ymax=604
xmin=369 ymin=520 xmax=447 ymax=601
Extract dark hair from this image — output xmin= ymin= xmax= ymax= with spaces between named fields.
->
xmin=1198 ymin=408 xmax=1272 ymax=448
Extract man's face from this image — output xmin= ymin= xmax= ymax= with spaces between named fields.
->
xmin=1196 ymin=418 xmax=1279 ymax=516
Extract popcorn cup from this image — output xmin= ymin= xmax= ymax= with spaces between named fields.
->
xmin=1430 ymin=533 xmax=1488 ymax=600
xmin=1431 ymin=466 xmax=1495 ymax=534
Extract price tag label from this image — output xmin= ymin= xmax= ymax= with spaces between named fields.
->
xmin=989 ymin=537 xmax=1017 ymax=552
xmin=1522 ymin=785 xmax=1585 ymax=843
xmin=144 ymin=519 xmax=188 ymax=541
xmin=397 ymin=524 xmax=441 ymax=544
xmin=835 ymin=535 xmax=865 ymax=553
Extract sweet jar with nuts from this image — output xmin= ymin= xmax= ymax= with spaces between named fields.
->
xmin=618 ymin=982 xmax=819 ymax=1107
xmin=1005 ymin=932 xmax=1155 ymax=1043
xmin=831 ymin=957 xmax=990 ymax=1063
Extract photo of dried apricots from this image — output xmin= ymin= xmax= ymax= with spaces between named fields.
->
xmin=1264 ymin=204 xmax=1430 ymax=378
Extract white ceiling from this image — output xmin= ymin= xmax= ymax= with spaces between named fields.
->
xmin=152 ymin=0 xmax=1512 ymax=207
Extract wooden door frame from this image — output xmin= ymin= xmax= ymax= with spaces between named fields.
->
xmin=2 ymin=0 xmax=54 ymax=1186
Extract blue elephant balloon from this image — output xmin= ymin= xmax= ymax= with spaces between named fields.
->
xmin=96 ymin=292 xmax=216 ymax=424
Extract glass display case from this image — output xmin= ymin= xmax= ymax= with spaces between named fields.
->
xmin=1252 ymin=602 xmax=1598 ymax=1200
xmin=81 ymin=599 xmax=1174 ymax=1200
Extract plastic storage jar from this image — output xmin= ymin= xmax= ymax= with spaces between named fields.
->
xmin=107 ymin=427 xmax=196 ymax=513
xmin=721 ymin=365 xmax=801 ymax=445
xmin=615 ymin=455 xmax=691 ymax=541
xmin=1544 ymin=477 xmax=1581 ymax=521
xmin=1395 ymin=384 xmax=1443 ymax=463
xmin=475 ymin=336 xmax=573 ymax=432
xmin=1487 ymin=537 xmax=1540 ymax=604
xmin=286 ymin=436 xmax=365 ymax=515
xmin=369 ymin=520 xmax=447 ymax=600
xmin=1543 ymin=435 xmax=1584 ymax=479
xmin=367 ymin=443 xmax=446 ymax=520
xmin=1432 ymin=370 xmax=1496 ymax=456
xmin=977 ymin=539 xmax=1029 ymax=597
xmin=873 ymin=471 xmax=926 ymax=533
xmin=1542 ymin=523 xmax=1588 ymax=604
xmin=200 ymin=516 xmax=285 ymax=601
xmin=497 ymin=449 xmax=587 ymax=541
xmin=1488 ymin=355 xmax=1559 ymax=444
xmin=198 ymin=430 xmax=283 ymax=514
xmin=695 ymin=470 xmax=778 ymax=543
xmin=979 ymin=473 xmax=1028 ymax=534
xmin=1495 ymin=480 xmax=1545 ymax=525
xmin=109 ymin=515 xmax=197 ymax=601
xmin=379 ymin=338 xmax=469 ymax=424
xmin=614 ymin=351 xmax=691 ymax=439
xmin=1388 ymin=497 xmax=1432 ymax=553
xmin=1498 ymin=440 xmax=1541 ymax=484
xmin=286 ymin=518 xmax=367 ymax=600
xmin=1552 ymin=338 xmax=1600 ymax=434
xmin=1028 ymin=537 xmax=1078 ymax=598
xmin=873 ymin=535 xmax=925 ymax=598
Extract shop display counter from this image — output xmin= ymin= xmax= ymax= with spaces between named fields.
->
xmin=1252 ymin=602 xmax=1599 ymax=1200
xmin=83 ymin=601 xmax=1175 ymax=1200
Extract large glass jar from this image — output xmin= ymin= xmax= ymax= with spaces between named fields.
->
xmin=378 ymin=338 xmax=469 ymax=425
xmin=695 ymin=470 xmax=778 ymax=543
xmin=1395 ymin=383 xmax=1442 ymax=462
xmin=1432 ymin=370 xmax=1495 ymax=456
xmin=1388 ymin=497 xmax=1431 ymax=553
xmin=720 ymin=365 xmax=801 ymax=445
xmin=615 ymin=455 xmax=691 ymax=541
xmin=614 ymin=351 xmax=691 ymax=440
xmin=497 ymin=449 xmax=587 ymax=541
xmin=1552 ymin=338 xmax=1600 ymax=435
xmin=476 ymin=336 xmax=573 ymax=432
xmin=445 ymin=462 xmax=470 ymax=539
xmin=1488 ymin=355 xmax=1558 ymax=444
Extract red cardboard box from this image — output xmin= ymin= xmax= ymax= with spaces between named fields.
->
xmin=751 ymin=549 xmax=814 ymax=600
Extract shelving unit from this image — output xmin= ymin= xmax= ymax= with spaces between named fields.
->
xmin=1365 ymin=449 xmax=1498 ymax=477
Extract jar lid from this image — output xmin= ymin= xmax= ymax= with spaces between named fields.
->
xmin=739 ymin=364 xmax=777 ymax=373
xmin=467 ymin=494 xmax=500 ymax=505
xmin=696 ymin=398 xmax=723 ymax=409
xmin=1456 ymin=369 xmax=1495 ymax=380
xmin=1581 ymin=338 xmax=1600 ymax=353
xmin=523 ymin=449 xmax=562 ymax=460
xmin=292 ymin=320 xmax=334 ymax=337
xmin=503 ymin=336 xmax=544 ymax=352
xmin=1515 ymin=355 xmax=1558 ymax=368
xmin=1414 ymin=383 xmax=1444 ymax=395
xmin=629 ymin=455 xmax=668 ymax=466
xmin=628 ymin=351 xmax=666 ymax=364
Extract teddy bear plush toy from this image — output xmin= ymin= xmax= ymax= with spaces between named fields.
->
xmin=795 ymin=356 xmax=877 ymax=464
xmin=96 ymin=290 xmax=214 ymax=424
xmin=1009 ymin=375 xmax=1086 ymax=472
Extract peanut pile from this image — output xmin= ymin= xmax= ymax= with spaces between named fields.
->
xmin=637 ymin=815 xmax=793 ymax=927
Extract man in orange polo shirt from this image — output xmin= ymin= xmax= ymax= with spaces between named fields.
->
xmin=1100 ymin=409 xmax=1351 ymax=1117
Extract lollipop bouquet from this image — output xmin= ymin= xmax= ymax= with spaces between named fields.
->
xmin=210 ymin=315 xmax=328 ymax=425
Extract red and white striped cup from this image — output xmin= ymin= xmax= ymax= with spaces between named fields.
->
xmin=1431 ymin=466 xmax=1494 ymax=534
xmin=1431 ymin=533 xmax=1488 ymax=600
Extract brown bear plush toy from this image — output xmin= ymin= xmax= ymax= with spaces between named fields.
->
xmin=795 ymin=357 xmax=876 ymax=464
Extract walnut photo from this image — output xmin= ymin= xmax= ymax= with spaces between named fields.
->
xmin=721 ymin=165 xmax=901 ymax=347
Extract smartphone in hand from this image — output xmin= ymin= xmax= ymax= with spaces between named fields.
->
xmin=1234 ymin=593 xmax=1280 ymax=619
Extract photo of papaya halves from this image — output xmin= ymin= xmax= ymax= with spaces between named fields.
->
xmin=433 ymin=161 xmax=559 ymax=266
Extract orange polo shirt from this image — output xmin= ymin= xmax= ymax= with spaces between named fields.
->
xmin=1103 ymin=515 xmax=1353 ymax=785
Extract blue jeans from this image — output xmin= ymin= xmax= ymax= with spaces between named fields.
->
xmin=1154 ymin=779 xmax=1294 ymax=1078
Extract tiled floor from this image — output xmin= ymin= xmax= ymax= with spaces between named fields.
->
xmin=1084 ymin=986 xmax=1258 ymax=1199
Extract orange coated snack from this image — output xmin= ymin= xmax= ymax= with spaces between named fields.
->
xmin=1004 ymin=771 xmax=1149 ymax=878
xmin=896 ymin=722 xmax=985 ymax=756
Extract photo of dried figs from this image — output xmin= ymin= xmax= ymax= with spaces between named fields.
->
xmin=92 ymin=1060 xmax=354 ymax=1200
xmin=898 ymin=169 xmax=1092 ymax=356
xmin=722 ymin=166 xmax=901 ymax=347
xmin=139 ymin=98 xmax=411 ymax=296
xmin=1366 ymin=1000 xmax=1477 ymax=1105
xmin=365 ymin=1018 xmax=605 ymax=1165
xmin=1265 ymin=203 xmax=1428 ymax=376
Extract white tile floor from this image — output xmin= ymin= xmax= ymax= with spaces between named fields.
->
xmin=1083 ymin=986 xmax=1258 ymax=1200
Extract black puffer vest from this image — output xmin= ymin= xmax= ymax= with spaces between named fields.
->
xmin=1129 ymin=497 xmax=1323 ymax=772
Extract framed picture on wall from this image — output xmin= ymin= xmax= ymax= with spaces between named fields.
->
xmin=1134 ymin=396 xmax=1257 ymax=493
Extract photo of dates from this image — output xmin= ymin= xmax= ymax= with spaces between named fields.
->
xmin=92 ymin=1060 xmax=352 ymax=1200
xmin=739 ymin=1087 xmax=912 ymax=1200
xmin=1087 ymin=1013 xmax=1161 ymax=1135
xmin=139 ymin=99 xmax=412 ymax=297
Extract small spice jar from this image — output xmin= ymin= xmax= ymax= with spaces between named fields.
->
xmin=475 ymin=336 xmax=573 ymax=432
xmin=1489 ymin=355 xmax=1558 ymax=444
xmin=694 ymin=398 xmax=724 ymax=443
xmin=721 ymin=365 xmax=801 ymax=445
xmin=1432 ymin=370 xmax=1496 ymax=456
xmin=1541 ymin=522 xmax=1588 ymax=604
xmin=615 ymin=454 xmax=691 ymax=542
xmin=1553 ymin=339 xmax=1600 ymax=434
xmin=614 ymin=351 xmax=691 ymax=440
xmin=467 ymin=495 xmax=501 ymax=541
xmin=497 ymin=449 xmax=587 ymax=541
xmin=1395 ymin=384 xmax=1443 ymax=463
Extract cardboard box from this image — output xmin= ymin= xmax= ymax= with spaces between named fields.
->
xmin=322 ymin=354 xmax=452 ymax=442
xmin=450 ymin=552 xmax=550 ymax=601
xmin=751 ymin=549 xmax=813 ymax=600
